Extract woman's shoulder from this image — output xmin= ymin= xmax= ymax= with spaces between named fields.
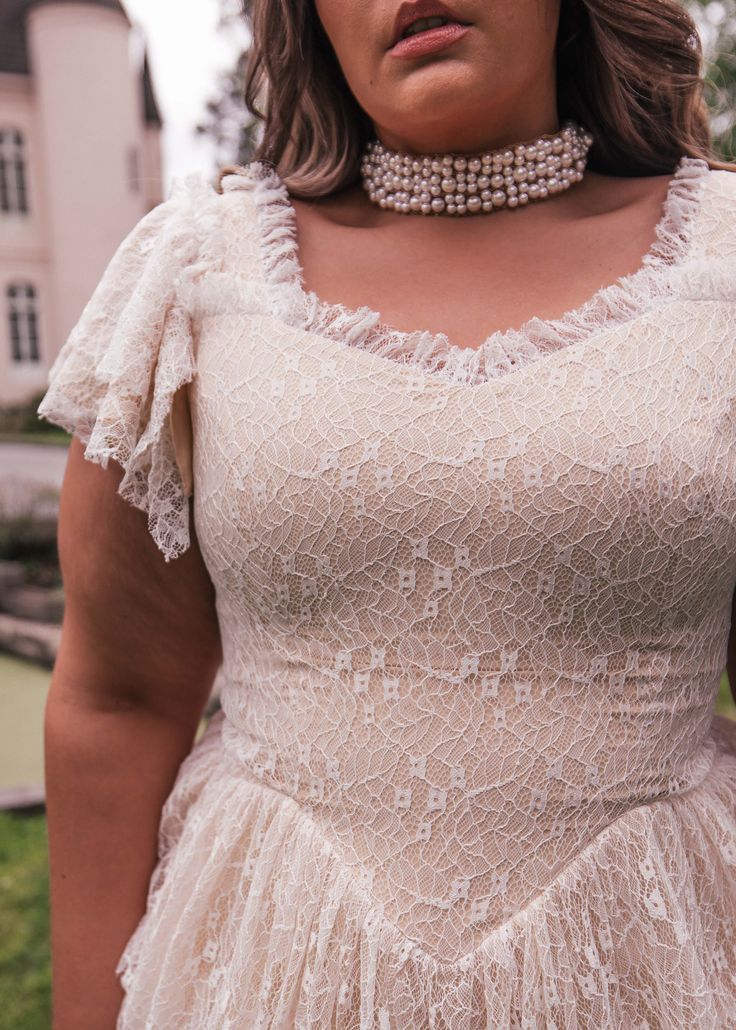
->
xmin=703 ymin=162 xmax=736 ymax=199
xmin=155 ymin=162 xmax=278 ymax=315
xmin=164 ymin=161 xmax=271 ymax=245
xmin=674 ymin=162 xmax=736 ymax=307
xmin=212 ymin=160 xmax=293 ymax=250
xmin=691 ymin=161 xmax=736 ymax=259
xmin=183 ymin=159 xmax=285 ymax=222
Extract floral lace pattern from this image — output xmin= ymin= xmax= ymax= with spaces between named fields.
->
xmin=36 ymin=157 xmax=736 ymax=1029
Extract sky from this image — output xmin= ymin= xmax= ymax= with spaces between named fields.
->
xmin=121 ymin=0 xmax=250 ymax=195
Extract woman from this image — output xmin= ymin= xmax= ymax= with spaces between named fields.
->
xmin=38 ymin=0 xmax=736 ymax=1026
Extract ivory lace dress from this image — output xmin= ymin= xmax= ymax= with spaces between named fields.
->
xmin=37 ymin=155 xmax=736 ymax=1029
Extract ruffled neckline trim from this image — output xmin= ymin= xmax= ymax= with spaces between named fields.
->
xmin=220 ymin=155 xmax=712 ymax=387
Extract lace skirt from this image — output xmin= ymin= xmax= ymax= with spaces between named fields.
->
xmin=115 ymin=708 xmax=736 ymax=1030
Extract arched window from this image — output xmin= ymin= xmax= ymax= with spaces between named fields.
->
xmin=0 ymin=129 xmax=29 ymax=214
xmin=7 ymin=283 xmax=40 ymax=362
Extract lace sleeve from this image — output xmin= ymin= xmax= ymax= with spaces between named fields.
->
xmin=36 ymin=174 xmax=213 ymax=562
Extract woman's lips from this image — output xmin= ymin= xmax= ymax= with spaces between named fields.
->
xmin=388 ymin=22 xmax=471 ymax=59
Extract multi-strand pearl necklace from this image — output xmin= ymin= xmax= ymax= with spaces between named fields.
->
xmin=359 ymin=119 xmax=594 ymax=216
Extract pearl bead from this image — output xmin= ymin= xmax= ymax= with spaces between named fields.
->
xmin=359 ymin=120 xmax=592 ymax=216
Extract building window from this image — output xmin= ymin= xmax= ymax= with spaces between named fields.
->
xmin=127 ymin=145 xmax=140 ymax=192
xmin=0 ymin=129 xmax=29 ymax=214
xmin=8 ymin=284 xmax=40 ymax=363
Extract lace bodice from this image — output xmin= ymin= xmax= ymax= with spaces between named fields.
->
xmin=36 ymin=155 xmax=736 ymax=1027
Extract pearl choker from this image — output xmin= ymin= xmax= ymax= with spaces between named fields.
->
xmin=359 ymin=119 xmax=594 ymax=216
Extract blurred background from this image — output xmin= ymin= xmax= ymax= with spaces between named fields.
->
xmin=0 ymin=0 xmax=735 ymax=1026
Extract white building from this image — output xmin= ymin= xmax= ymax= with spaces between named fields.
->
xmin=0 ymin=0 xmax=164 ymax=406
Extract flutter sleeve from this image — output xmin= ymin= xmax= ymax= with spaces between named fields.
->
xmin=36 ymin=174 xmax=213 ymax=562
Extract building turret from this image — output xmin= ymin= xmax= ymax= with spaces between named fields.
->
xmin=0 ymin=0 xmax=165 ymax=404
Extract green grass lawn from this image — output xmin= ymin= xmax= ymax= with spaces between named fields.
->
xmin=1 ymin=678 xmax=734 ymax=1026
xmin=0 ymin=808 xmax=50 ymax=1029
xmin=717 ymin=671 xmax=736 ymax=718
xmin=0 ymin=430 xmax=70 ymax=447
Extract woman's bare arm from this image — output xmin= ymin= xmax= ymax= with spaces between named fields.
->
xmin=46 ymin=436 xmax=222 ymax=1030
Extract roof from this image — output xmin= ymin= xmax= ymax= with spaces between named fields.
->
xmin=0 ymin=1 xmax=162 ymax=127
xmin=141 ymin=49 xmax=162 ymax=128
xmin=0 ymin=1 xmax=129 ymax=74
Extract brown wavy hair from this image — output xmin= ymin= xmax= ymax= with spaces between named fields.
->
xmin=217 ymin=0 xmax=736 ymax=198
